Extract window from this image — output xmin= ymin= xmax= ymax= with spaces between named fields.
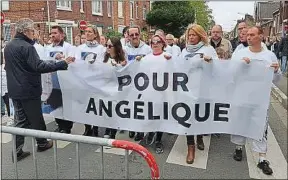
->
xmin=3 ymin=24 xmax=11 ymax=41
xmin=59 ymin=24 xmax=73 ymax=44
xmin=92 ymin=1 xmax=103 ymax=15
xmin=80 ymin=0 xmax=84 ymax=12
xmin=56 ymin=0 xmax=72 ymax=10
xmin=143 ymin=5 xmax=147 ymax=20
xmin=2 ymin=1 xmax=9 ymax=11
xmin=130 ymin=2 xmax=134 ymax=19
xmin=118 ymin=1 xmax=123 ymax=18
xmin=118 ymin=25 xmax=125 ymax=33
xmin=97 ymin=27 xmax=103 ymax=36
xmin=135 ymin=3 xmax=139 ymax=18
xmin=107 ymin=1 xmax=112 ymax=17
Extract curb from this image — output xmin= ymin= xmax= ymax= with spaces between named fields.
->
xmin=271 ymin=84 xmax=287 ymax=109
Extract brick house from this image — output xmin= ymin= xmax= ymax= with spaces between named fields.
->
xmin=228 ymin=14 xmax=255 ymax=40
xmin=112 ymin=1 xmax=151 ymax=36
xmin=263 ymin=1 xmax=288 ymax=38
xmin=254 ymin=1 xmax=280 ymax=37
xmin=1 ymin=0 xmax=151 ymax=45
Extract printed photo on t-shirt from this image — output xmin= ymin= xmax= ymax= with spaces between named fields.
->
xmin=81 ymin=52 xmax=97 ymax=63
xmin=49 ymin=51 xmax=63 ymax=59
xmin=127 ymin=54 xmax=146 ymax=61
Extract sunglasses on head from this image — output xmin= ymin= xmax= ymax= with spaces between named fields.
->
xmin=106 ymin=44 xmax=114 ymax=48
xmin=129 ymin=33 xmax=139 ymax=37
xmin=151 ymin=40 xmax=163 ymax=45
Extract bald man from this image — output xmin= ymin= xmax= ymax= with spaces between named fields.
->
xmin=166 ymin=34 xmax=181 ymax=57
xmin=210 ymin=25 xmax=233 ymax=55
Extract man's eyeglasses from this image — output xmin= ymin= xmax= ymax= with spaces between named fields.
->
xmin=106 ymin=44 xmax=114 ymax=48
xmin=129 ymin=33 xmax=140 ymax=37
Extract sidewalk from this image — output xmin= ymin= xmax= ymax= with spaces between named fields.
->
xmin=272 ymin=75 xmax=287 ymax=109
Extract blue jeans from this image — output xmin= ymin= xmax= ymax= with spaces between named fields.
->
xmin=281 ymin=56 xmax=287 ymax=73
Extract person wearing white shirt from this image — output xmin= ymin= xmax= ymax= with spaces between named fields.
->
xmin=44 ymin=25 xmax=75 ymax=134
xmin=75 ymin=26 xmax=106 ymax=137
xmin=120 ymin=26 xmax=130 ymax=47
xmin=1 ymin=60 xmax=9 ymax=117
xmin=102 ymin=37 xmax=127 ymax=139
xmin=123 ymin=25 xmax=152 ymax=141
xmin=124 ymin=26 xmax=152 ymax=64
xmin=181 ymin=23 xmax=218 ymax=165
xmin=231 ymin=26 xmax=281 ymax=175
xmin=166 ymin=34 xmax=181 ymax=57
xmin=154 ymin=29 xmax=173 ymax=55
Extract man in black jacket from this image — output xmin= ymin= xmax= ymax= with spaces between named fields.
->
xmin=279 ymin=32 xmax=288 ymax=73
xmin=4 ymin=18 xmax=74 ymax=162
xmin=231 ymin=21 xmax=247 ymax=51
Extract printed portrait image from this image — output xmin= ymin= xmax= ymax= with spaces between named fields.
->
xmin=81 ymin=52 xmax=97 ymax=64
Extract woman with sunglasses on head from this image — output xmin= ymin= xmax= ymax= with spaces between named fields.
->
xmin=136 ymin=34 xmax=171 ymax=154
xmin=180 ymin=23 xmax=217 ymax=164
xmin=102 ymin=37 xmax=127 ymax=139
xmin=75 ymin=25 xmax=106 ymax=137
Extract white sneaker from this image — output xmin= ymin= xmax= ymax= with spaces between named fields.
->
xmin=7 ymin=117 xmax=14 ymax=126
xmin=103 ymin=135 xmax=110 ymax=139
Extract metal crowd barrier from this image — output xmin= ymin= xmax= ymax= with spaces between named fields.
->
xmin=1 ymin=126 xmax=160 ymax=179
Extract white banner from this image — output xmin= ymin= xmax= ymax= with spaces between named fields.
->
xmin=49 ymin=56 xmax=274 ymax=141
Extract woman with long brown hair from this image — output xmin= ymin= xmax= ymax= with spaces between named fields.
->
xmin=102 ymin=36 xmax=127 ymax=138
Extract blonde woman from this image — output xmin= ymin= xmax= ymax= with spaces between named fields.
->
xmin=180 ymin=23 xmax=217 ymax=164
xmin=75 ymin=25 xmax=106 ymax=136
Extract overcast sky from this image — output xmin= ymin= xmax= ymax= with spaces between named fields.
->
xmin=207 ymin=1 xmax=255 ymax=32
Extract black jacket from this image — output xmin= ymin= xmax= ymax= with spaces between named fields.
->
xmin=4 ymin=33 xmax=68 ymax=100
xmin=279 ymin=36 xmax=288 ymax=56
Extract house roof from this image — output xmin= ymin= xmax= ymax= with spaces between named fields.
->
xmin=256 ymin=1 xmax=280 ymax=20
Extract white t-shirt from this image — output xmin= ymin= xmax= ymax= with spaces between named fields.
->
xmin=75 ymin=43 xmax=106 ymax=63
xmin=181 ymin=45 xmax=218 ymax=60
xmin=1 ymin=65 xmax=7 ymax=96
xmin=34 ymin=43 xmax=45 ymax=59
xmin=44 ymin=41 xmax=75 ymax=61
xmin=232 ymin=47 xmax=281 ymax=84
xmin=169 ymin=45 xmax=181 ymax=57
xmin=124 ymin=41 xmax=152 ymax=62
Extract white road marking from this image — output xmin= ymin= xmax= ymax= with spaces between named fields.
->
xmin=166 ymin=135 xmax=211 ymax=169
xmin=95 ymin=131 xmax=144 ymax=156
xmin=246 ymin=126 xmax=287 ymax=179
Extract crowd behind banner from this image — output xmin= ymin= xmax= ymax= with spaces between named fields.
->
xmin=1 ymin=17 xmax=286 ymax=175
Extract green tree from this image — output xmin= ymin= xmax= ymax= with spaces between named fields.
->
xmin=105 ymin=30 xmax=122 ymax=39
xmin=190 ymin=1 xmax=214 ymax=31
xmin=146 ymin=1 xmax=195 ymax=37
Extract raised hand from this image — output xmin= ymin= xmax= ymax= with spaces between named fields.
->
xmin=135 ymin=56 xmax=143 ymax=61
xmin=203 ymin=56 xmax=212 ymax=62
xmin=121 ymin=60 xmax=127 ymax=66
xmin=270 ymin=62 xmax=279 ymax=73
xmin=242 ymin=57 xmax=251 ymax=64
xmin=55 ymin=53 xmax=65 ymax=60
xmin=164 ymin=54 xmax=172 ymax=60
xmin=65 ymin=57 xmax=75 ymax=64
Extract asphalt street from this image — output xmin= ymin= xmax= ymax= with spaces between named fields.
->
xmin=275 ymin=75 xmax=287 ymax=96
xmin=1 ymin=95 xmax=287 ymax=179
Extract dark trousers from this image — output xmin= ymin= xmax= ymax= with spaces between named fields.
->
xmin=105 ymin=128 xmax=117 ymax=136
xmin=84 ymin=124 xmax=98 ymax=131
xmin=2 ymin=93 xmax=10 ymax=116
xmin=12 ymin=97 xmax=48 ymax=153
xmin=55 ymin=118 xmax=73 ymax=131
xmin=156 ymin=132 xmax=163 ymax=142
xmin=186 ymin=135 xmax=203 ymax=145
